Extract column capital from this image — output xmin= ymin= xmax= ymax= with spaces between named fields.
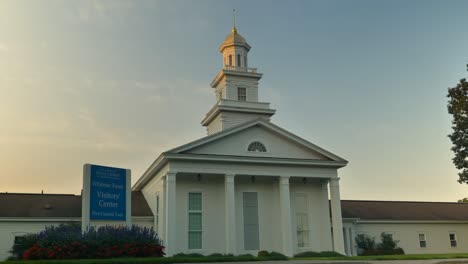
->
xmin=330 ymin=177 xmax=340 ymax=186
xmin=166 ymin=172 xmax=177 ymax=181
xmin=279 ymin=176 xmax=290 ymax=185
xmin=225 ymin=173 xmax=235 ymax=183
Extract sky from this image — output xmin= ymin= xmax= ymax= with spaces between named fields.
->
xmin=1 ymin=0 xmax=468 ymax=202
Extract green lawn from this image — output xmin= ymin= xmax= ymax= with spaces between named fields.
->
xmin=4 ymin=253 xmax=468 ymax=264
xmin=295 ymin=253 xmax=468 ymax=261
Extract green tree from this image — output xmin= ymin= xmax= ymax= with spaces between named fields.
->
xmin=458 ymin=197 xmax=468 ymax=202
xmin=447 ymin=78 xmax=468 ymax=183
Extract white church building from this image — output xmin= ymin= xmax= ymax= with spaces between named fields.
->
xmin=132 ymin=26 xmax=348 ymax=257
xmin=1 ymin=26 xmax=468 ymax=259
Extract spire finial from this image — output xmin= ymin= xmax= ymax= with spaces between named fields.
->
xmin=232 ymin=9 xmax=237 ymax=34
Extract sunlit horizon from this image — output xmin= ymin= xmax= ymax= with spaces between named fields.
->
xmin=1 ymin=0 xmax=468 ymax=202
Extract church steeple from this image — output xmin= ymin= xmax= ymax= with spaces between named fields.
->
xmin=201 ymin=26 xmax=276 ymax=135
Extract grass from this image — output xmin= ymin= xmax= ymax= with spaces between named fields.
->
xmin=3 ymin=253 xmax=468 ymax=264
xmin=2 ymin=255 xmax=283 ymax=264
xmin=294 ymin=253 xmax=468 ymax=261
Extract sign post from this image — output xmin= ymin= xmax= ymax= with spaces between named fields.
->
xmin=82 ymin=164 xmax=131 ymax=232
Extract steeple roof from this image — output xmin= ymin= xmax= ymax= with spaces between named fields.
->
xmin=219 ymin=27 xmax=251 ymax=52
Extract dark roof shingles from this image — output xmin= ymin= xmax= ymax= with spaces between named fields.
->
xmin=341 ymin=200 xmax=468 ymax=221
xmin=0 ymin=191 xmax=153 ymax=218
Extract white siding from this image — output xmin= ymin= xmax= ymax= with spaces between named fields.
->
xmin=290 ymin=181 xmax=333 ymax=253
xmin=207 ymin=114 xmax=223 ymax=135
xmin=186 ymin=125 xmax=330 ymax=160
xmin=221 ymin=112 xmax=270 ymax=130
xmin=353 ymin=222 xmax=468 ymax=254
xmin=141 ymin=164 xmax=169 ymax=240
xmin=174 ymin=176 xmax=226 ymax=254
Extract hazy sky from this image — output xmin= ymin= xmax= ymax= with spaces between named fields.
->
xmin=1 ymin=0 xmax=468 ymax=202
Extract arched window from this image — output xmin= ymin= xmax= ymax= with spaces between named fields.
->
xmin=247 ymin=141 xmax=267 ymax=152
xmin=228 ymin=55 xmax=232 ymax=66
xmin=237 ymin=54 xmax=241 ymax=67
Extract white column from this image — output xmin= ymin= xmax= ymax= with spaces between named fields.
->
xmin=165 ymin=172 xmax=177 ymax=256
xmin=279 ymin=176 xmax=294 ymax=257
xmin=225 ymin=173 xmax=236 ymax=254
xmin=350 ymin=226 xmax=357 ymax=256
xmin=330 ymin=177 xmax=345 ymax=254
xmin=347 ymin=227 xmax=353 ymax=256
xmin=320 ymin=179 xmax=333 ymax=251
xmin=345 ymin=227 xmax=352 ymax=256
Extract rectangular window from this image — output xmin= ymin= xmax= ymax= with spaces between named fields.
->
xmin=419 ymin=233 xmax=426 ymax=248
xmin=294 ymin=193 xmax=309 ymax=248
xmin=238 ymin=87 xmax=246 ymax=101
xmin=188 ymin=192 xmax=202 ymax=249
xmin=243 ymin=192 xmax=259 ymax=250
xmin=237 ymin=54 xmax=241 ymax=67
xmin=449 ymin=233 xmax=457 ymax=247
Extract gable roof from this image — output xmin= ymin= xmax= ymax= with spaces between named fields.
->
xmin=0 ymin=191 xmax=153 ymax=218
xmin=341 ymin=200 xmax=468 ymax=221
xmin=133 ymin=118 xmax=348 ymax=190
xmin=168 ymin=118 xmax=347 ymax=162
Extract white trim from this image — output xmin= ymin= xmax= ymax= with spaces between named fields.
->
xmin=164 ymin=153 xmax=346 ymax=167
xmin=171 ymin=118 xmax=346 ymax=162
xmin=188 ymin=191 xmax=203 ymax=250
xmin=133 ymin=119 xmax=347 ymax=191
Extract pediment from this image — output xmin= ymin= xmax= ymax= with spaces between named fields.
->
xmin=167 ymin=119 xmax=346 ymax=162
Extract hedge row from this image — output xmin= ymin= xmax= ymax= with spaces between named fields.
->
xmin=10 ymin=224 xmax=164 ymax=260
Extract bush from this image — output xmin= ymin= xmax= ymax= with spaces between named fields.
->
xmin=12 ymin=224 xmax=164 ymax=260
xmin=9 ymin=233 xmax=38 ymax=259
xmin=377 ymin=233 xmax=398 ymax=251
xmin=355 ymin=234 xmax=376 ymax=252
xmin=266 ymin=251 xmax=288 ymax=260
xmin=257 ymin=250 xmax=287 ymax=260
xmin=173 ymin=253 xmax=205 ymax=258
xmin=318 ymin=251 xmax=344 ymax=257
xmin=294 ymin=251 xmax=344 ymax=258
xmin=356 ymin=233 xmax=405 ymax=256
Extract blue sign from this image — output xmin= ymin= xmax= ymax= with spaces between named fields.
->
xmin=90 ymin=164 xmax=126 ymax=221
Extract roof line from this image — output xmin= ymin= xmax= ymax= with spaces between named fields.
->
xmin=0 ymin=193 xmax=78 ymax=196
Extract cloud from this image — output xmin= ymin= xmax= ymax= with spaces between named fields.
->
xmin=73 ymin=0 xmax=135 ymax=24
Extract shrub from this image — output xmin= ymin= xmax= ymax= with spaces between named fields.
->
xmin=257 ymin=250 xmax=287 ymax=260
xmin=377 ymin=233 xmax=398 ymax=251
xmin=13 ymin=224 xmax=164 ymax=260
xmin=173 ymin=253 xmax=205 ymax=257
xmin=9 ymin=233 xmax=38 ymax=259
xmin=355 ymin=234 xmax=376 ymax=252
xmin=318 ymin=251 xmax=344 ymax=257
xmin=356 ymin=233 xmax=405 ymax=256
xmin=294 ymin=251 xmax=344 ymax=258
xmin=266 ymin=251 xmax=288 ymax=260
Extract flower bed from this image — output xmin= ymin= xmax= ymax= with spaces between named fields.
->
xmin=11 ymin=224 xmax=164 ymax=260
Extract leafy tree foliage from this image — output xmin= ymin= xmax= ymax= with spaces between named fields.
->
xmin=458 ymin=197 xmax=468 ymax=202
xmin=447 ymin=78 xmax=468 ymax=183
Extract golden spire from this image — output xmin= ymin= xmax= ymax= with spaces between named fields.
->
xmin=232 ymin=9 xmax=237 ymax=34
